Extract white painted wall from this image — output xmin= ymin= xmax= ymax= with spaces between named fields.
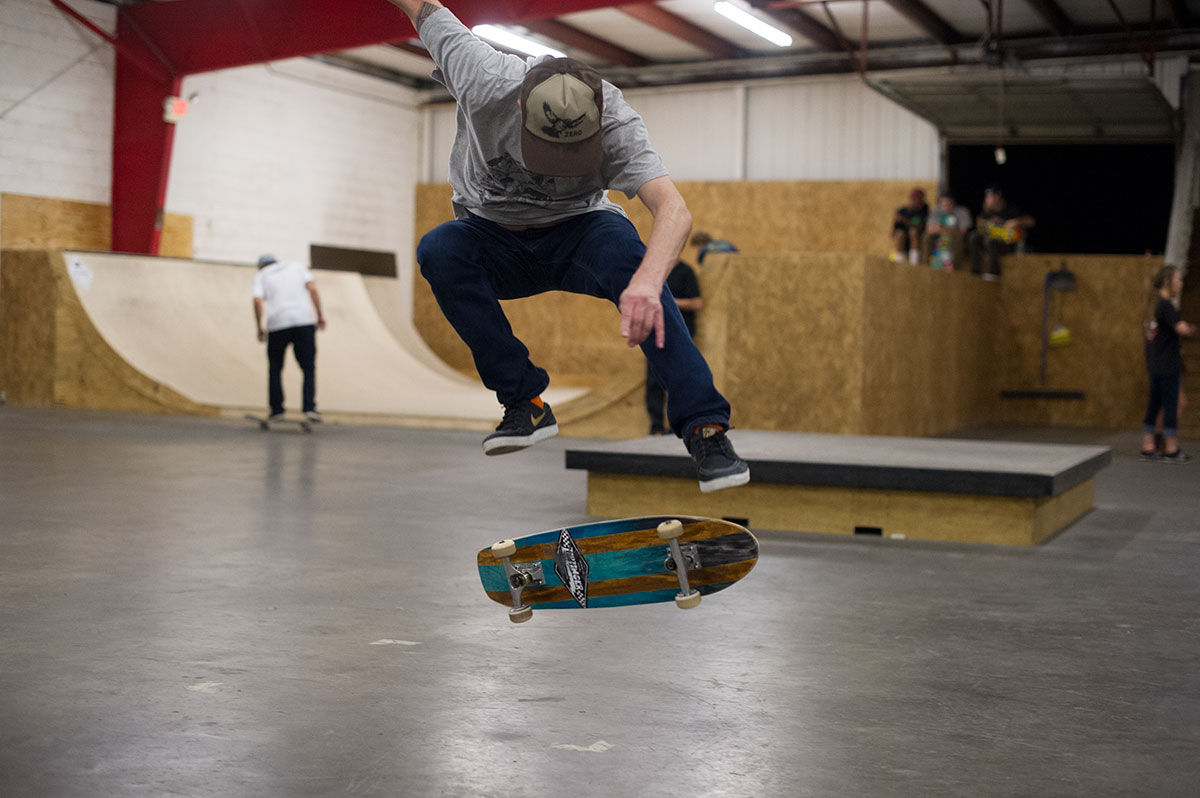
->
xmin=0 ymin=0 xmax=116 ymax=206
xmin=421 ymin=73 xmax=940 ymax=183
xmin=167 ymin=59 xmax=423 ymax=276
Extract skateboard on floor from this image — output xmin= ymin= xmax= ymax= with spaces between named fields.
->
xmin=478 ymin=516 xmax=758 ymax=623
xmin=244 ymin=413 xmax=312 ymax=433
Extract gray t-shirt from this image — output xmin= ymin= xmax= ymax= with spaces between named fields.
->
xmin=420 ymin=9 xmax=668 ymax=227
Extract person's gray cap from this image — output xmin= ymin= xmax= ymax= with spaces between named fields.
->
xmin=256 ymin=254 xmax=277 ymax=268
xmin=520 ymin=57 xmax=604 ymax=177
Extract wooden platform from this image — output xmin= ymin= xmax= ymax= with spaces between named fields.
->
xmin=565 ymin=431 xmax=1111 ymax=546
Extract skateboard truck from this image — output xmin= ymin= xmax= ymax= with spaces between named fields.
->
xmin=490 ymin=540 xmax=544 ymax=623
xmin=657 ymin=520 xmax=702 ymax=609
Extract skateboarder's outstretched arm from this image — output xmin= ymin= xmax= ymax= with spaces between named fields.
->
xmin=381 ymin=0 xmax=443 ymax=28
xmin=619 ymin=175 xmax=692 ymax=350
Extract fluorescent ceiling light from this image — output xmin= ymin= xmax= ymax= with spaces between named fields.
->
xmin=472 ymin=25 xmax=566 ymax=58
xmin=713 ymin=1 xmax=793 ymax=47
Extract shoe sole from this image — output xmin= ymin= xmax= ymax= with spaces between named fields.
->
xmin=483 ymin=424 xmax=558 ymax=456
xmin=698 ymin=467 xmax=751 ymax=493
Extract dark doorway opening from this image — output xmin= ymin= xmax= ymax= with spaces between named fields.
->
xmin=947 ymin=144 xmax=1175 ymax=255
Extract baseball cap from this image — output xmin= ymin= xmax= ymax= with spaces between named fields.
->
xmin=520 ymin=58 xmax=604 ymax=177
xmin=256 ymin=254 xmax=277 ymax=268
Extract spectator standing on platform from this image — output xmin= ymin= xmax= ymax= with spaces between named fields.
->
xmin=1141 ymin=265 xmax=1195 ymax=462
xmin=386 ymin=0 xmax=749 ymax=492
xmin=968 ymin=186 xmax=1035 ymax=280
xmin=924 ymin=193 xmax=972 ymax=269
xmin=252 ymin=255 xmax=325 ymax=423
xmin=647 ymin=260 xmax=702 ymax=435
xmin=690 ymin=231 xmax=738 ymax=265
xmin=892 ymin=188 xmax=928 ymax=265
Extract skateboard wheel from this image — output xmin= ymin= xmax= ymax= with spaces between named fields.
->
xmin=657 ymin=520 xmax=684 ymax=540
xmin=675 ymin=591 xmax=702 ymax=610
xmin=508 ymin=606 xmax=533 ymax=623
xmin=491 ymin=539 xmax=517 ymax=558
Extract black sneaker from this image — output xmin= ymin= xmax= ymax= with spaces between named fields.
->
xmin=687 ymin=425 xmax=750 ymax=493
xmin=1140 ymin=449 xmax=1160 ymax=462
xmin=1161 ymin=450 xmax=1191 ymax=464
xmin=483 ymin=399 xmax=557 ymax=455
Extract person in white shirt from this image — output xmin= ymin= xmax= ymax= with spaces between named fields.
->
xmin=251 ymin=255 xmax=326 ymax=422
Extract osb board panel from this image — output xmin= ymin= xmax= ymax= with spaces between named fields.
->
xmin=586 ymin=472 xmax=1092 ymax=546
xmin=1 ymin=249 xmax=216 ymax=415
xmin=0 ymin=193 xmax=193 ymax=257
xmin=861 ymin=260 xmax=1000 ymax=436
xmin=697 ymin=253 xmax=867 ymax=434
xmin=0 ymin=250 xmax=57 ymax=405
xmin=991 ymin=255 xmax=1162 ymax=428
xmin=1032 ymin=479 xmax=1094 ymax=544
xmin=556 ymin=359 xmax=652 ymax=439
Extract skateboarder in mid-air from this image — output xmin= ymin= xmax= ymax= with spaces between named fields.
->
xmin=252 ymin=254 xmax=326 ymax=423
xmin=385 ymin=0 xmax=750 ymax=492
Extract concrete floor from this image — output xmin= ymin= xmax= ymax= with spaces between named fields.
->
xmin=1 ymin=408 xmax=1197 ymax=797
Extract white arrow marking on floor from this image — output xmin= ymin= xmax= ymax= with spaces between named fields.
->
xmin=551 ymin=741 xmax=613 ymax=753
xmin=368 ymin=639 xmax=423 ymax=646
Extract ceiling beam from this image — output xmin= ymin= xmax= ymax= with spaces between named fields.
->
xmin=617 ymin=4 xmax=742 ymax=60
xmin=747 ymin=0 xmax=845 ymax=52
xmin=1023 ymin=0 xmax=1073 ymax=37
xmin=522 ymin=18 xmax=650 ymax=66
xmin=882 ymin=0 xmax=963 ymax=45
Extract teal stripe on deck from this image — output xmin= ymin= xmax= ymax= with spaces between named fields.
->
xmin=479 ymin=544 xmax=684 ymax=592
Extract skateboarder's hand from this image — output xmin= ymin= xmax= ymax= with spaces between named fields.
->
xmin=619 ymin=279 xmax=664 ymax=349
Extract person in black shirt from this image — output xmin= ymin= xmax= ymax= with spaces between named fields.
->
xmin=967 ymin=186 xmax=1035 ymax=280
xmin=892 ymin=188 xmax=928 ymax=265
xmin=647 ymin=261 xmax=702 ymax=434
xmin=1141 ymin=265 xmax=1196 ymax=462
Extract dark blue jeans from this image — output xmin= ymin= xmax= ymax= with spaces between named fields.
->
xmin=267 ymin=324 xmax=316 ymax=415
xmin=1143 ymin=371 xmax=1182 ymax=437
xmin=417 ymin=211 xmax=730 ymax=438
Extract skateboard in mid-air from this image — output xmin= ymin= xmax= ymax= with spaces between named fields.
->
xmin=477 ymin=516 xmax=758 ymax=623
xmin=244 ymin=413 xmax=312 ymax=433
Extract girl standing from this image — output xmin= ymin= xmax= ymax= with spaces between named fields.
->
xmin=1142 ymin=266 xmax=1196 ymax=462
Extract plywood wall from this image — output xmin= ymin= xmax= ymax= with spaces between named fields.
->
xmin=990 ymin=254 xmax=1162 ymax=428
xmin=413 ymin=184 xmax=1158 ymax=435
xmin=861 ymin=261 xmax=1000 ymax=436
xmin=0 ymin=193 xmax=194 ymax=256
xmin=696 ymin=253 xmax=868 ymax=434
xmin=0 ymin=249 xmax=216 ymax=414
xmin=0 ymin=194 xmax=194 ymax=395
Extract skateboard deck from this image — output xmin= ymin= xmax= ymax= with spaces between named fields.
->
xmin=478 ymin=516 xmax=758 ymax=623
xmin=244 ymin=413 xmax=312 ymax=433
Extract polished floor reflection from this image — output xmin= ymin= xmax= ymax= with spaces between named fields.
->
xmin=1 ymin=409 xmax=1197 ymax=797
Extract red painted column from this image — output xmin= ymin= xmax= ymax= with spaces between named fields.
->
xmin=111 ymin=16 xmax=178 ymax=255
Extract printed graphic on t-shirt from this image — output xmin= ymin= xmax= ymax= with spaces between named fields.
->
xmin=480 ymin=153 xmax=556 ymax=204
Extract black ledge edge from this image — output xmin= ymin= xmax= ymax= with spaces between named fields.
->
xmin=564 ymin=449 xmax=1112 ymax=499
